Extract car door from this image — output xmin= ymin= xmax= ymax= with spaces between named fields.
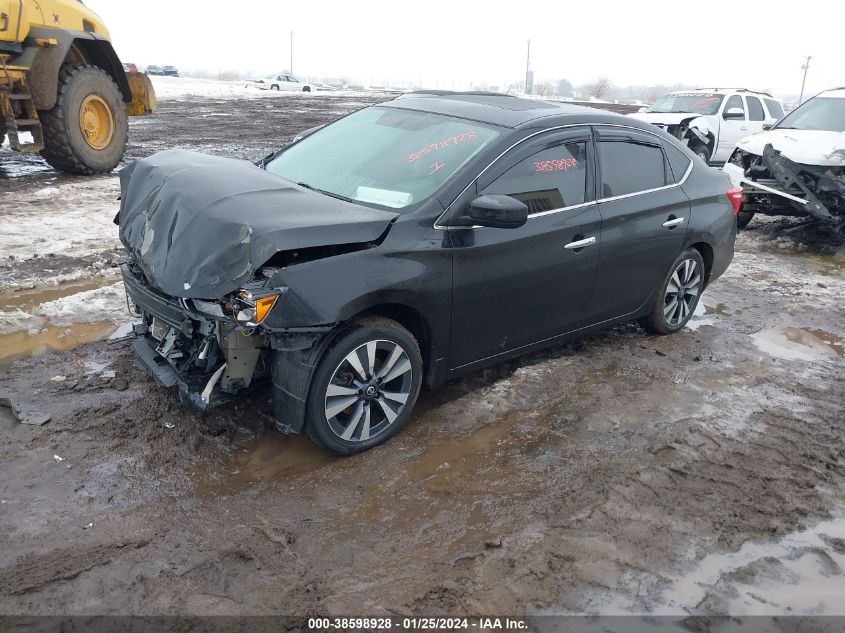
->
xmin=590 ymin=126 xmax=690 ymax=322
xmin=715 ymin=94 xmax=748 ymax=162
xmin=744 ymin=95 xmax=768 ymax=136
xmin=447 ymin=128 xmax=602 ymax=368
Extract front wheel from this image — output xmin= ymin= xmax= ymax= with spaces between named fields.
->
xmin=271 ymin=84 xmax=280 ymax=91
xmin=640 ymin=249 xmax=705 ymax=335
xmin=304 ymin=317 xmax=422 ymax=455
xmin=302 ymin=86 xmax=311 ymax=92
xmin=693 ymin=144 xmax=711 ymax=164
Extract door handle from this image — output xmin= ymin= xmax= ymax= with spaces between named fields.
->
xmin=740 ymin=126 xmax=748 ymax=131
xmin=0 ymin=13 xmax=9 ymax=32
xmin=662 ymin=217 xmax=684 ymax=228
xmin=564 ymin=236 xmax=596 ymax=250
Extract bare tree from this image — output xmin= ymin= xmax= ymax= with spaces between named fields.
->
xmin=584 ymin=77 xmax=613 ymax=100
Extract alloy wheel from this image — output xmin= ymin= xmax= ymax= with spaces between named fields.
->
xmin=664 ymin=258 xmax=702 ymax=327
xmin=324 ymin=339 xmax=414 ymax=442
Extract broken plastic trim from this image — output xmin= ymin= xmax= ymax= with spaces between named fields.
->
xmin=763 ymin=144 xmax=840 ymax=224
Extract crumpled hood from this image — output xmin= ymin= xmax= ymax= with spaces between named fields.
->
xmin=736 ymin=129 xmax=845 ymax=167
xmin=118 ymin=150 xmax=398 ymax=299
xmin=627 ymin=112 xmax=707 ymax=126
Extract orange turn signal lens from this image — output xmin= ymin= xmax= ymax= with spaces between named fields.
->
xmin=254 ymin=295 xmax=279 ymax=323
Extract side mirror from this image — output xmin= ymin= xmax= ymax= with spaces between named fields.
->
xmin=723 ymin=107 xmax=745 ymax=120
xmin=762 ymin=123 xmax=774 ymax=131
xmin=469 ymin=194 xmax=528 ymax=229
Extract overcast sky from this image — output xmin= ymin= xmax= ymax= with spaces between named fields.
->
xmin=97 ymin=0 xmax=843 ymax=98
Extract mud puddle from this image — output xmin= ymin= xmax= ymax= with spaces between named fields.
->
xmin=0 ymin=321 xmax=120 ymax=368
xmin=0 ymin=277 xmax=114 ymax=312
xmin=191 ymin=432 xmax=332 ymax=497
xmin=751 ymin=326 xmax=844 ymax=361
xmin=658 ymin=512 xmax=845 ymax=615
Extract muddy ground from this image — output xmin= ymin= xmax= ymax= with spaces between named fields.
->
xmin=1 ymin=87 xmax=844 ymax=617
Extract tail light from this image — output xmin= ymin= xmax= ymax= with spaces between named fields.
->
xmin=726 ymin=187 xmax=743 ymax=216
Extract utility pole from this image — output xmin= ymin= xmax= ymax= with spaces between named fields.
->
xmin=524 ymin=39 xmax=531 ymax=95
xmin=290 ymin=31 xmax=294 ymax=75
xmin=798 ymin=55 xmax=812 ymax=104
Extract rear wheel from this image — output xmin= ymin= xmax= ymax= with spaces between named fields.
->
xmin=736 ymin=210 xmax=755 ymax=229
xmin=39 ymin=64 xmax=128 ymax=174
xmin=640 ymin=248 xmax=705 ymax=335
xmin=304 ymin=317 xmax=422 ymax=455
xmin=302 ymin=86 xmax=311 ymax=92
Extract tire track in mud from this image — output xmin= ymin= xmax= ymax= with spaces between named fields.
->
xmin=0 ymin=540 xmax=149 ymax=596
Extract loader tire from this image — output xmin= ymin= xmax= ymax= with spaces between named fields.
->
xmin=0 ymin=123 xmax=5 ymax=147
xmin=39 ymin=64 xmax=128 ymax=175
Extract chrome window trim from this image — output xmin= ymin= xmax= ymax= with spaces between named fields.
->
xmin=433 ymin=122 xmax=694 ymax=230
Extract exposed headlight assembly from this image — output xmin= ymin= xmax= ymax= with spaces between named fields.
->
xmin=235 ymin=289 xmax=280 ymax=327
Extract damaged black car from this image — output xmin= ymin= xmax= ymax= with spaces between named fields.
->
xmin=117 ymin=92 xmax=737 ymax=454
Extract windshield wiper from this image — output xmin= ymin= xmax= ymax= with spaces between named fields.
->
xmin=296 ymin=182 xmax=355 ymax=204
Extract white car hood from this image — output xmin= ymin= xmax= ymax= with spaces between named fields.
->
xmin=628 ymin=112 xmax=707 ymax=125
xmin=737 ymin=129 xmax=845 ymax=167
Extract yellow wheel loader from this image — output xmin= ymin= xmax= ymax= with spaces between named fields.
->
xmin=0 ymin=0 xmax=155 ymax=174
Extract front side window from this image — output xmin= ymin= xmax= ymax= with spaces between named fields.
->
xmin=481 ymin=142 xmax=588 ymax=214
xmin=723 ymin=95 xmax=746 ymax=119
xmin=746 ymin=96 xmax=765 ymax=121
xmin=265 ymin=106 xmax=500 ymax=210
xmin=598 ymin=141 xmax=667 ymax=198
xmin=776 ymin=97 xmax=845 ymax=132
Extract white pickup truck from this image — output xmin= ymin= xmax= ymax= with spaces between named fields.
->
xmin=628 ymin=88 xmax=785 ymax=165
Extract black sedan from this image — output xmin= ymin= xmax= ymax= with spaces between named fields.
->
xmin=117 ymin=92 xmax=739 ymax=454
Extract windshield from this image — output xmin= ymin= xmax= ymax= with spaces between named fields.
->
xmin=647 ymin=93 xmax=724 ymax=115
xmin=264 ymin=106 xmax=500 ymax=209
xmin=776 ymin=97 xmax=845 ymax=132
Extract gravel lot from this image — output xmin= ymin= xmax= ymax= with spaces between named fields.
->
xmin=0 ymin=81 xmax=843 ymax=616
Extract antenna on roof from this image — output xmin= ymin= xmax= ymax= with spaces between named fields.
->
xmin=505 ymin=84 xmax=514 ymax=96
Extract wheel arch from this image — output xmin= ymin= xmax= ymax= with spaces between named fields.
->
xmin=23 ymin=28 xmax=131 ymax=110
xmin=688 ymin=241 xmax=714 ymax=287
xmin=353 ymin=303 xmax=435 ymax=384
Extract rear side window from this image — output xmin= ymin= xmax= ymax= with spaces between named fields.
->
xmin=481 ymin=142 xmax=587 ymax=214
xmin=598 ymin=141 xmax=667 ymax=198
xmin=765 ymin=99 xmax=785 ymax=119
xmin=661 ymin=140 xmax=692 ymax=183
xmin=746 ymin=96 xmax=765 ymax=121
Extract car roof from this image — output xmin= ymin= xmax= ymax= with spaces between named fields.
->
xmin=665 ymin=88 xmax=776 ymax=98
xmin=816 ymin=87 xmax=845 ymax=99
xmin=384 ymin=91 xmax=629 ymax=128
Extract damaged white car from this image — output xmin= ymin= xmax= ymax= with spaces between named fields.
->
xmin=629 ymin=89 xmax=784 ymax=164
xmin=724 ymin=87 xmax=844 ymax=236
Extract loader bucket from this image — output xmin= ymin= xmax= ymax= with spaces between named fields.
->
xmin=125 ymin=73 xmax=157 ymax=116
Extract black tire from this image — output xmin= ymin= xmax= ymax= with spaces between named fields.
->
xmin=303 ymin=317 xmax=422 ymax=455
xmin=639 ymin=248 xmax=706 ymax=335
xmin=0 ymin=121 xmax=5 ymax=147
xmin=302 ymin=86 xmax=311 ymax=92
xmin=736 ymin=210 xmax=755 ymax=229
xmin=39 ymin=64 xmax=128 ymax=175
xmin=271 ymin=84 xmax=280 ymax=91
xmin=692 ymin=144 xmax=711 ymax=164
